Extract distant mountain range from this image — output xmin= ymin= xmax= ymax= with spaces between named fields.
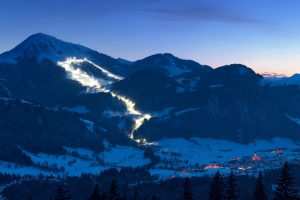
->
xmin=262 ymin=73 xmax=300 ymax=86
xmin=0 ymin=33 xmax=299 ymax=165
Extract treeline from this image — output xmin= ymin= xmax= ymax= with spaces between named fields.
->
xmin=207 ymin=162 xmax=299 ymax=200
xmin=39 ymin=162 xmax=299 ymax=200
xmin=0 ymin=164 xmax=300 ymax=200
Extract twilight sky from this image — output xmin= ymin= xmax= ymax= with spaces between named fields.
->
xmin=0 ymin=0 xmax=299 ymax=76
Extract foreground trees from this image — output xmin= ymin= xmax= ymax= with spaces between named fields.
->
xmin=181 ymin=178 xmax=193 ymax=200
xmin=108 ymin=180 xmax=120 ymax=200
xmin=53 ymin=183 xmax=71 ymax=200
xmin=48 ymin=163 xmax=298 ymax=200
xmin=88 ymin=184 xmax=105 ymax=200
xmin=224 ymin=172 xmax=238 ymax=200
xmin=252 ymin=172 xmax=268 ymax=200
xmin=208 ymin=171 xmax=239 ymax=200
xmin=273 ymin=162 xmax=299 ymax=200
xmin=209 ymin=171 xmax=224 ymax=200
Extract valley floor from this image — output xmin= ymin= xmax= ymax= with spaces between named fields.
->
xmin=0 ymin=137 xmax=299 ymax=179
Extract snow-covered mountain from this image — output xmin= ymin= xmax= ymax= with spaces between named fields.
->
xmin=262 ymin=73 xmax=300 ymax=86
xmin=0 ymin=33 xmax=134 ymax=77
xmin=0 ymin=33 xmax=93 ymax=63
xmin=130 ymin=53 xmax=212 ymax=76
xmin=0 ymin=33 xmax=300 ymax=179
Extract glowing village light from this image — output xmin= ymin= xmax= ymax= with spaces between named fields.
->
xmin=252 ymin=153 xmax=262 ymax=161
xmin=204 ymin=164 xmax=221 ymax=169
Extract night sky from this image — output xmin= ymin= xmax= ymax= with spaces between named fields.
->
xmin=1 ymin=0 xmax=299 ymax=75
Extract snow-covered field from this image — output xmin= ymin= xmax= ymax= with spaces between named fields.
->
xmin=0 ymin=137 xmax=299 ymax=179
xmin=0 ymin=145 xmax=150 ymax=177
xmin=100 ymin=145 xmax=150 ymax=167
xmin=0 ymin=161 xmax=54 ymax=176
xmin=150 ymin=137 xmax=300 ymax=178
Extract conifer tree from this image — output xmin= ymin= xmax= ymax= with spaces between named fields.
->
xmin=108 ymin=180 xmax=119 ymax=200
xmin=54 ymin=183 xmax=71 ymax=200
xmin=209 ymin=171 xmax=224 ymax=200
xmin=225 ymin=172 xmax=239 ymax=200
xmin=252 ymin=172 xmax=268 ymax=200
xmin=151 ymin=195 xmax=159 ymax=200
xmin=182 ymin=178 xmax=193 ymax=200
xmin=89 ymin=183 xmax=105 ymax=200
xmin=274 ymin=162 xmax=299 ymax=200
xmin=131 ymin=190 xmax=140 ymax=200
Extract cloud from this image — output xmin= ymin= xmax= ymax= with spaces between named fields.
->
xmin=145 ymin=2 xmax=262 ymax=25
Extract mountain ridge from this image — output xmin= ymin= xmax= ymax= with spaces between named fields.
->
xmin=0 ymin=33 xmax=299 ymax=145
xmin=1 ymin=33 xmax=298 ymax=79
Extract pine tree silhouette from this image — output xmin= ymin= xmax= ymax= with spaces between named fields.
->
xmin=181 ymin=178 xmax=193 ymax=200
xmin=151 ymin=195 xmax=159 ymax=200
xmin=54 ymin=183 xmax=71 ymax=200
xmin=252 ymin=172 xmax=268 ymax=200
xmin=225 ymin=172 xmax=239 ymax=200
xmin=209 ymin=171 xmax=224 ymax=200
xmin=108 ymin=180 xmax=119 ymax=200
xmin=132 ymin=190 xmax=140 ymax=200
xmin=89 ymin=183 xmax=105 ymax=200
xmin=274 ymin=162 xmax=299 ymax=200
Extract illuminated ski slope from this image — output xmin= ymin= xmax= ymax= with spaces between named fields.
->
xmin=57 ymin=57 xmax=151 ymax=143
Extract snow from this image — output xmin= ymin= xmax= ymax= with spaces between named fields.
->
xmin=22 ymin=150 xmax=107 ymax=176
xmin=261 ymin=74 xmax=300 ymax=86
xmin=174 ymin=108 xmax=200 ymax=116
xmin=150 ymin=137 xmax=300 ymax=178
xmin=100 ymin=145 xmax=150 ymax=167
xmin=83 ymin=59 xmax=123 ymax=80
xmin=58 ymin=57 xmax=152 ymax=144
xmin=176 ymin=87 xmax=185 ymax=93
xmin=166 ymin=67 xmax=190 ymax=76
xmin=165 ymin=58 xmax=190 ymax=76
xmin=156 ymin=137 xmax=300 ymax=165
xmin=102 ymin=110 xmax=126 ymax=118
xmin=1 ymin=137 xmax=299 ymax=179
xmin=176 ymin=77 xmax=201 ymax=91
xmin=150 ymin=168 xmax=232 ymax=180
xmin=0 ymin=33 xmax=92 ymax=64
xmin=57 ymin=58 xmax=121 ymax=89
xmin=209 ymin=84 xmax=223 ymax=88
xmin=62 ymin=106 xmax=90 ymax=114
xmin=0 ymin=82 xmax=12 ymax=97
xmin=80 ymin=118 xmax=95 ymax=132
xmin=149 ymin=169 xmax=184 ymax=179
xmin=102 ymin=140 xmax=111 ymax=149
xmin=0 ymin=161 xmax=54 ymax=176
xmin=0 ymin=144 xmax=150 ymax=177
xmin=286 ymin=115 xmax=300 ymax=126
xmin=99 ymin=126 xmax=108 ymax=132
xmin=189 ymin=79 xmax=199 ymax=89
xmin=152 ymin=107 xmax=175 ymax=121
xmin=57 ymin=58 xmax=105 ymax=90
xmin=64 ymin=147 xmax=95 ymax=159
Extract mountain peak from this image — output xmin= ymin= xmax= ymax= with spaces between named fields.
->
xmin=25 ymin=32 xmax=58 ymax=41
xmin=133 ymin=53 xmax=212 ymax=76
xmin=0 ymin=33 xmax=92 ymax=63
xmin=290 ymin=73 xmax=300 ymax=79
xmin=203 ymin=64 xmax=263 ymax=85
xmin=217 ymin=64 xmax=260 ymax=76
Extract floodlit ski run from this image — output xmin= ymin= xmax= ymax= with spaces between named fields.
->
xmin=57 ymin=57 xmax=151 ymax=144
